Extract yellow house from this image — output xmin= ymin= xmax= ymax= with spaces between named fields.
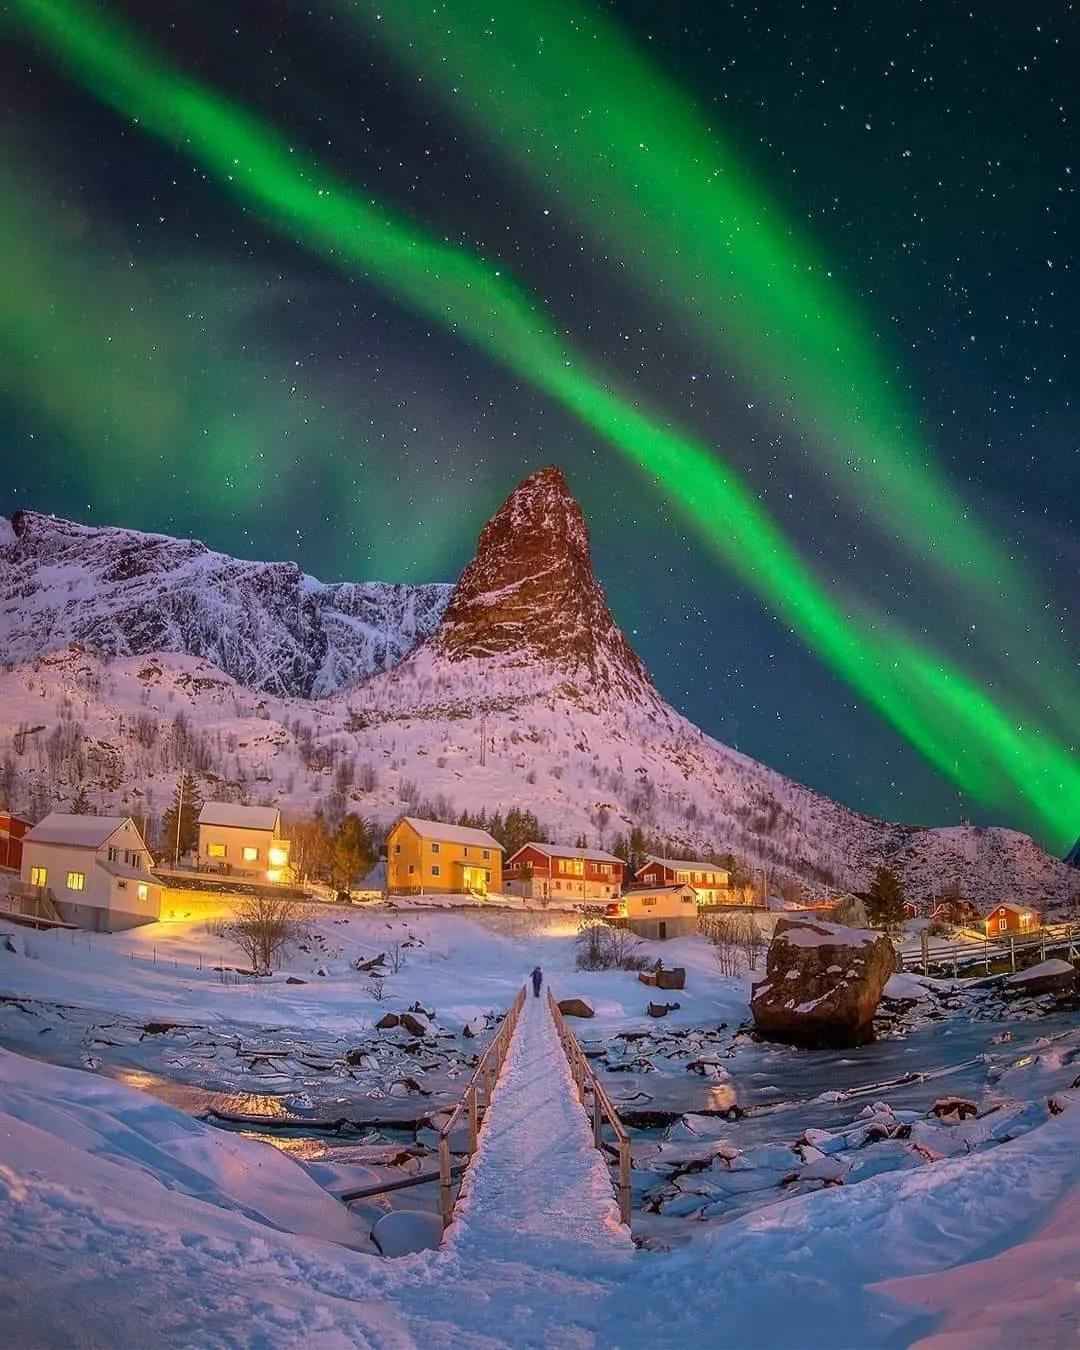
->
xmin=197 ymin=803 xmax=291 ymax=882
xmin=386 ymin=817 xmax=503 ymax=896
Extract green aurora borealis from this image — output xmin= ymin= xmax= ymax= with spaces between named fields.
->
xmin=2 ymin=0 xmax=1077 ymax=849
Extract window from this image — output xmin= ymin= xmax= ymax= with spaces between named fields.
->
xmin=463 ymin=846 xmax=469 ymax=857
xmin=431 ymin=842 xmax=440 ymax=854
xmin=208 ymin=842 xmax=226 ymax=858
xmin=129 ymin=853 xmax=141 ymax=870
xmin=431 ymin=864 xmax=441 ymax=877
xmin=137 ymin=884 xmax=149 ymax=902
xmin=29 ymin=866 xmax=47 ymax=887
xmin=998 ymin=918 xmax=1007 ymax=932
xmin=482 ymin=849 xmax=490 ymax=860
xmin=242 ymin=846 xmax=259 ymax=862
xmin=66 ymin=871 xmax=85 ymax=892
xmin=393 ymin=841 xmax=401 ymax=854
xmin=642 ymin=896 xmax=656 ymax=907
xmin=117 ymin=881 xmax=127 ymax=890
xmin=676 ymin=870 xmax=690 ymax=883
xmin=408 ymin=863 xmax=415 ymax=875
xmin=560 ymin=857 xmax=584 ymax=876
xmin=599 ymin=863 xmax=611 ymax=875
xmin=107 ymin=846 xmax=118 ymax=863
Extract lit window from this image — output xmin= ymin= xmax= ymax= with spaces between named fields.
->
xmin=137 ymin=884 xmax=149 ymax=902
xmin=242 ymin=846 xmax=259 ymax=862
xmin=208 ymin=842 xmax=226 ymax=858
xmin=29 ymin=866 xmax=47 ymax=887
xmin=268 ymin=846 xmax=288 ymax=867
xmin=431 ymin=864 xmax=441 ymax=877
xmin=66 ymin=871 xmax=85 ymax=892
xmin=676 ymin=871 xmax=690 ymax=883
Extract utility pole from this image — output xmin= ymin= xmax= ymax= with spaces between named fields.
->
xmin=479 ymin=716 xmax=487 ymax=768
xmin=173 ymin=772 xmax=184 ymax=869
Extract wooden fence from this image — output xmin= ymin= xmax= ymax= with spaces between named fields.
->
xmin=899 ymin=922 xmax=1080 ymax=976
xmin=547 ymin=990 xmax=632 ymax=1226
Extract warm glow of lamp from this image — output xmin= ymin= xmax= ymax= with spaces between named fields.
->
xmin=268 ymin=846 xmax=288 ymax=867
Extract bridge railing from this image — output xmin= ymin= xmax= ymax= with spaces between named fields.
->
xmin=899 ymin=921 xmax=1080 ymax=975
xmin=437 ymin=984 xmax=527 ymax=1227
xmin=547 ymin=990 xmax=632 ymax=1226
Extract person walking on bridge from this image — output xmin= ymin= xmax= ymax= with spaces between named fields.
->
xmin=531 ymin=966 xmax=543 ymax=998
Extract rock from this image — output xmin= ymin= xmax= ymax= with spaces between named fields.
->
xmin=647 ymin=1001 xmax=680 ymax=1018
xmin=655 ymin=967 xmax=686 ymax=991
xmin=371 ymin=1210 xmax=443 ymax=1257
xmin=285 ymin=976 xmax=306 ymax=985
xmin=1004 ymin=959 xmax=1076 ymax=999
xmin=355 ymin=953 xmax=387 ymax=972
xmin=408 ymin=1001 xmax=435 ymax=1020
xmin=400 ymin=1012 xmax=432 ymax=1037
xmin=375 ymin=1013 xmax=401 ymax=1030
xmin=750 ymin=917 xmax=896 ymax=1048
xmin=932 ymin=1097 xmax=977 ymax=1120
xmin=558 ymin=998 xmax=595 ymax=1019
xmin=462 ymin=1016 xmax=487 ymax=1038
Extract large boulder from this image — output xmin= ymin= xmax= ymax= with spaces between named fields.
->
xmin=1004 ymin=959 xmax=1076 ymax=999
xmin=558 ymin=998 xmax=595 ymax=1019
xmin=751 ymin=917 xmax=896 ymax=1048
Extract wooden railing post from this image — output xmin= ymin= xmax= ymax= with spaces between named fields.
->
xmin=439 ymin=1133 xmax=453 ymax=1228
xmin=592 ymin=1088 xmax=603 ymax=1148
xmin=618 ymin=1138 xmax=631 ymax=1226
xmin=468 ymin=1084 xmax=479 ymax=1154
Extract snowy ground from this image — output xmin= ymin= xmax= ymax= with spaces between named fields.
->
xmin=2 ymin=909 xmax=1079 ymax=1345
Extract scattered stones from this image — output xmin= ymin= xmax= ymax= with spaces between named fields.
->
xmin=1004 ymin=959 xmax=1076 ymax=999
xmin=933 ymin=1097 xmax=978 ymax=1120
xmin=558 ymin=998 xmax=595 ymax=1019
xmin=647 ymin=1002 xmax=680 ymax=1018
xmin=375 ymin=1013 xmax=401 ymax=1030
xmin=400 ymin=1012 xmax=432 ymax=1038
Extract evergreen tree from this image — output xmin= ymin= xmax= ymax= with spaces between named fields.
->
xmin=69 ymin=785 xmax=92 ymax=815
xmin=627 ymin=825 xmax=650 ymax=879
xmin=160 ymin=772 xmax=201 ymax=865
xmin=333 ymin=813 xmax=375 ymax=892
xmin=575 ymin=833 xmax=588 ymax=849
xmin=866 ymin=865 xmax=906 ymax=931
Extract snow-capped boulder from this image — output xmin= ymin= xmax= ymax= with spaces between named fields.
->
xmin=558 ymin=998 xmax=595 ymax=1019
xmin=1004 ymin=959 xmax=1076 ymax=999
xmin=751 ymin=917 xmax=896 ymax=1047
xmin=371 ymin=1209 xmax=443 ymax=1257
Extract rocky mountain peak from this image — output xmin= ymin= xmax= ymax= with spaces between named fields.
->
xmin=427 ymin=466 xmax=656 ymax=702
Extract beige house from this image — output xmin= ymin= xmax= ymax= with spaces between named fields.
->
xmin=197 ymin=803 xmax=290 ymax=881
xmin=617 ymin=883 xmax=699 ymax=940
xmin=386 ymin=817 xmax=503 ymax=895
xmin=20 ymin=813 xmax=161 ymax=931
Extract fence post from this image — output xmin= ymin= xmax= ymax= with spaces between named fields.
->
xmin=921 ymin=928 xmax=929 ymax=977
xmin=439 ymin=1134 xmax=453 ymax=1228
xmin=592 ymin=1088 xmax=603 ymax=1147
xmin=468 ymin=1085 xmax=479 ymax=1154
xmin=1010 ymin=935 xmax=1016 ymax=972
xmin=618 ymin=1139 xmax=631 ymax=1226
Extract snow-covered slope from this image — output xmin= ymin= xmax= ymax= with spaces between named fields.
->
xmin=0 ymin=470 xmax=1074 ymax=909
xmin=0 ymin=510 xmax=451 ymax=696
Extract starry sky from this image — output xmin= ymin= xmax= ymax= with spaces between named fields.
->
xmin=1 ymin=0 xmax=1076 ymax=850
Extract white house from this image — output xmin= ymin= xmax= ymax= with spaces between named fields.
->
xmin=196 ymin=803 xmax=291 ymax=881
xmin=20 ymin=813 xmax=161 ymax=931
xmin=614 ymin=883 xmax=699 ymax=940
xmin=634 ymin=856 xmax=730 ymax=905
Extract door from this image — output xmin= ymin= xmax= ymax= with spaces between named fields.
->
xmin=659 ymin=921 xmax=667 ymax=940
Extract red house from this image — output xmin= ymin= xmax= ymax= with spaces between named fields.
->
xmin=633 ymin=855 xmax=729 ymax=905
xmin=504 ymin=843 xmax=624 ymax=902
xmin=984 ymin=902 xmax=1039 ymax=936
xmin=0 ymin=811 xmax=32 ymax=873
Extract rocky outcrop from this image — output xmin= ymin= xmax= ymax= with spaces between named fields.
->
xmin=558 ymin=998 xmax=595 ymax=1019
xmin=426 ymin=467 xmax=656 ymax=704
xmin=751 ymin=917 xmax=896 ymax=1048
xmin=1004 ymin=959 xmax=1076 ymax=999
xmin=0 ymin=510 xmax=449 ymax=696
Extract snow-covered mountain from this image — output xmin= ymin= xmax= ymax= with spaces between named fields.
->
xmin=0 ymin=470 xmax=1075 ymax=910
xmin=0 ymin=510 xmax=450 ymax=696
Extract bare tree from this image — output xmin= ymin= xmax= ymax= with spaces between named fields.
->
xmin=702 ymin=912 xmax=765 ymax=977
xmin=225 ymin=894 xmax=312 ymax=976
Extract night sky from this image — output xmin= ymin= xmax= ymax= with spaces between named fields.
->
xmin=1 ymin=1 xmax=1076 ymax=849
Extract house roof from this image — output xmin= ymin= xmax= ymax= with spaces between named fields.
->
xmin=24 ymin=812 xmax=132 ymax=849
xmin=625 ymin=884 xmax=697 ymax=899
xmin=508 ymin=842 xmax=623 ymax=865
xmin=636 ymin=855 xmax=729 ymax=876
xmin=98 ymin=859 xmax=157 ymax=884
xmin=396 ymin=816 xmax=503 ymax=850
xmin=198 ymin=802 xmax=280 ymax=832
xmin=986 ymin=902 xmax=1036 ymax=917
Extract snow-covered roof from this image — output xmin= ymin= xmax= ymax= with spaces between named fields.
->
xmin=509 ymin=842 xmax=623 ymax=865
xmin=198 ymin=803 xmax=280 ymax=832
xmin=98 ymin=859 xmax=156 ymax=883
xmin=397 ymin=816 xmax=503 ymax=850
xmin=636 ymin=855 xmax=729 ymax=876
xmin=625 ymin=884 xmax=696 ymax=898
xmin=985 ymin=902 xmax=1036 ymax=917
xmin=24 ymin=812 xmax=131 ymax=849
